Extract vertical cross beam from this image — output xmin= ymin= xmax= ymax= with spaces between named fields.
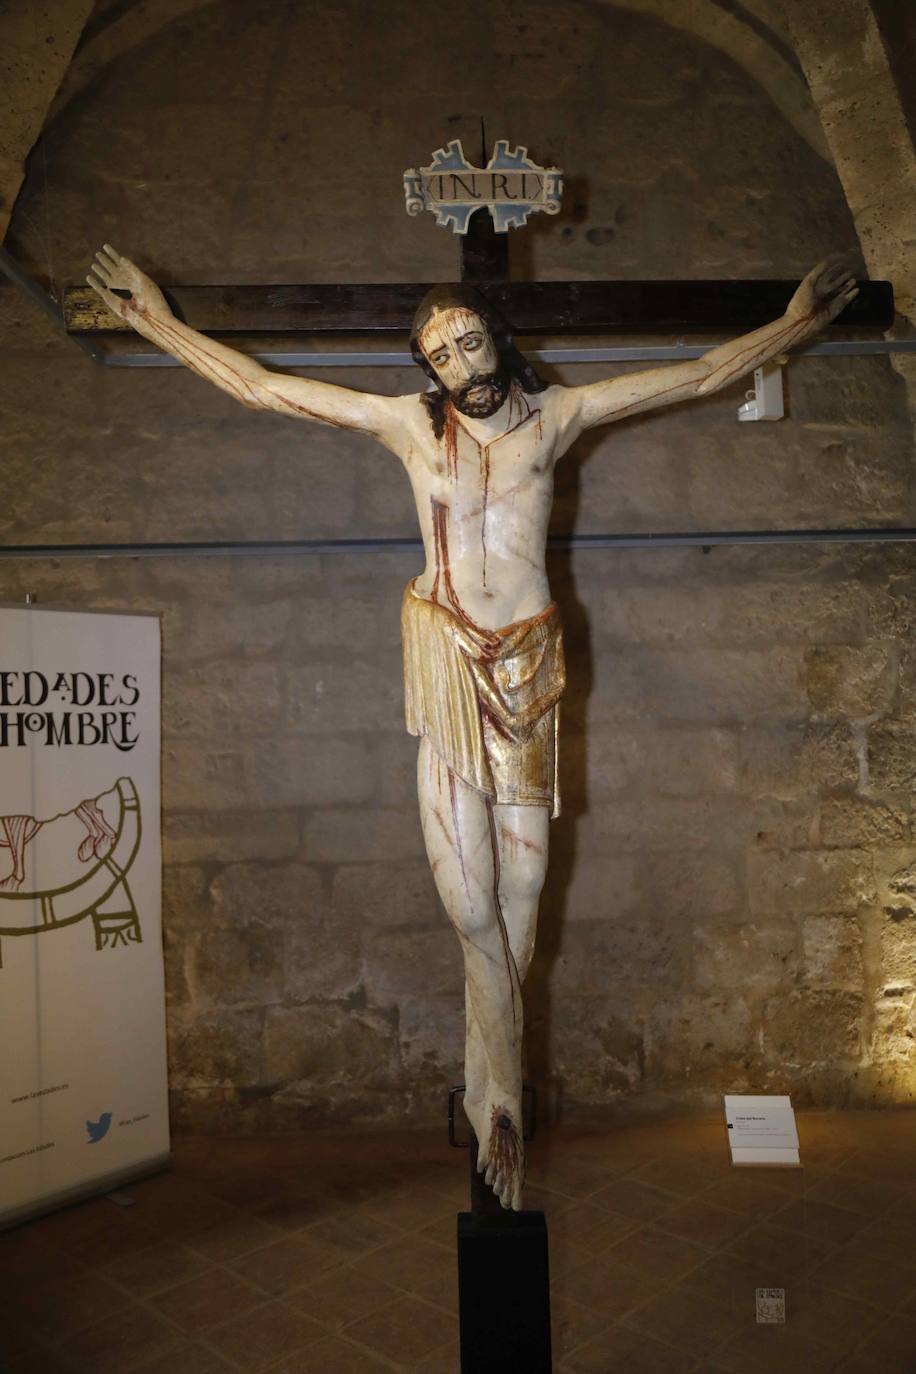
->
xmin=460 ymin=208 xmax=510 ymax=284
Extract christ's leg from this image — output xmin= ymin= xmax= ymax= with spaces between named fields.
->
xmin=459 ymin=802 xmax=550 ymax=1193
xmin=417 ymin=737 xmax=524 ymax=1208
xmin=494 ymin=804 xmax=550 ymax=985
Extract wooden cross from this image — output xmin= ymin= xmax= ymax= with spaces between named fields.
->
xmin=63 ymin=206 xmax=892 ymax=356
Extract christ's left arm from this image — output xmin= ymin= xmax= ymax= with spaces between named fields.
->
xmin=555 ymin=256 xmax=858 ymax=441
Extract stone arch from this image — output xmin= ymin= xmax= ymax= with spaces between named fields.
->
xmin=600 ymin=0 xmax=830 ymax=160
xmin=49 ymin=0 xmax=828 ymax=159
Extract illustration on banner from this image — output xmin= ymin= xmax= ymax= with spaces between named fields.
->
xmin=0 ymin=778 xmax=142 ymax=965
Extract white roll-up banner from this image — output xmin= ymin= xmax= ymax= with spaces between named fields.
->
xmin=0 ymin=607 xmax=170 ymax=1226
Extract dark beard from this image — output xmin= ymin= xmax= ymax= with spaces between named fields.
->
xmin=450 ymin=371 xmax=510 ymax=418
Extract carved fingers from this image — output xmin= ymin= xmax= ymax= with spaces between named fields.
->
xmin=86 ymin=244 xmax=129 ymax=318
xmin=812 ymin=253 xmax=856 ymax=300
xmin=86 ymin=244 xmax=168 ymax=320
xmin=790 ymin=253 xmax=859 ymax=325
xmin=812 ymin=253 xmax=859 ymax=323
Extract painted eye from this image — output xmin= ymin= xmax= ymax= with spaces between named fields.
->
xmin=463 ymin=333 xmax=483 ymax=350
xmin=431 ymin=352 xmax=449 ymax=366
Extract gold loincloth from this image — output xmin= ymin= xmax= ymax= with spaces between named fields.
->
xmin=401 ymin=583 xmax=566 ymax=818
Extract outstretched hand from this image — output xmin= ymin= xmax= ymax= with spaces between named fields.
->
xmin=86 ymin=244 xmax=170 ymax=323
xmin=787 ymin=254 xmax=859 ymax=327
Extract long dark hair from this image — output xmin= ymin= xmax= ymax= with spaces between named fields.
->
xmin=409 ymin=284 xmax=548 ymax=439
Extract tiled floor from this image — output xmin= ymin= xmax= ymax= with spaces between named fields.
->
xmin=1 ymin=1109 xmax=915 ymax=1372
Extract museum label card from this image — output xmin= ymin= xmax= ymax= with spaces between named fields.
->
xmin=724 ymin=1094 xmax=800 ymax=1167
xmin=756 ymin=1287 xmax=787 ymax=1323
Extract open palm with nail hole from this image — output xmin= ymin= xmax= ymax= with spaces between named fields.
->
xmin=87 ymin=244 xmax=170 ymax=322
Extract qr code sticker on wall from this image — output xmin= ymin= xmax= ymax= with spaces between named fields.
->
xmin=756 ymin=1287 xmax=786 ymax=1324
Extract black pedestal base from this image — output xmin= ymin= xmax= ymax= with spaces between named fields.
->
xmin=457 ymin=1210 xmax=552 ymax=1373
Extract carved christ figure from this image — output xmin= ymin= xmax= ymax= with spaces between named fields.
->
xmin=88 ymin=247 xmax=856 ymax=1208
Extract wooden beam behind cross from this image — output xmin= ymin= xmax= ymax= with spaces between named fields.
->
xmin=64 ymin=209 xmax=892 ymax=352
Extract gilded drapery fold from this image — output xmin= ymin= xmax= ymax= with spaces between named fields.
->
xmin=401 ymin=584 xmax=565 ymax=817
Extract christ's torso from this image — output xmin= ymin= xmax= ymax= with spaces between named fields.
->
xmin=395 ymin=383 xmax=571 ymax=631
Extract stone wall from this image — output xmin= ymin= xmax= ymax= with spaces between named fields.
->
xmin=1 ymin=0 xmax=914 ymax=1129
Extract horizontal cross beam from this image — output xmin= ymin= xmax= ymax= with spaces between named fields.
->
xmin=63 ymin=279 xmax=894 ymax=337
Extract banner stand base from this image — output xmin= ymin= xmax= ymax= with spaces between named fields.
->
xmin=0 ymin=1151 xmax=172 ymax=1232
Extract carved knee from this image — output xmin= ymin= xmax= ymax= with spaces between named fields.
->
xmin=499 ymin=851 xmax=546 ymax=911
xmin=450 ymin=900 xmax=502 ymax=950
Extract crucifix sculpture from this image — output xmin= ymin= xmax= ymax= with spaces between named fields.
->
xmin=87 ymin=151 xmax=859 ymax=1209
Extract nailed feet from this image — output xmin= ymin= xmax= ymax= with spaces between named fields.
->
xmin=464 ymin=1091 xmax=525 ymax=1210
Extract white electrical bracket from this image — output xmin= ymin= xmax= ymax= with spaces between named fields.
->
xmin=737 ymin=359 xmax=785 ymax=422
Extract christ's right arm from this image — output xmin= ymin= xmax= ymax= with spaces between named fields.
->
xmin=87 ymin=245 xmax=403 ymax=443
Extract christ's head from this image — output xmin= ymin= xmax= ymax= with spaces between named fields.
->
xmin=410 ymin=285 xmax=547 ymax=437
xmin=416 ymin=305 xmax=506 ymax=418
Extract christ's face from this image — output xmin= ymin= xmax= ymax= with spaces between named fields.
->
xmin=418 ymin=307 xmax=508 ymax=418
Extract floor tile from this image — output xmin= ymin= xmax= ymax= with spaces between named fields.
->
xmin=529 ymin=1149 xmax=639 ymax=1198
xmin=416 ymin=1210 xmax=456 ymax=1251
xmin=701 ymin=1175 xmax=799 ymax=1220
xmin=550 ymin=1200 xmax=640 ymax=1266
xmin=126 ymin=1176 xmax=240 ymax=1238
xmin=767 ymin=1197 xmax=872 ymax=1248
xmin=352 ymin=1235 xmax=454 ymax=1295
xmin=411 ymin=1338 xmax=462 ymax=1371
xmin=678 ymin=1252 xmax=769 ymax=1312
xmin=622 ymin=1283 xmax=745 ymax=1358
xmin=30 ymin=1199 xmax=159 ymax=1267
xmin=287 ymin=1263 xmax=397 ymax=1330
xmin=206 ymin=1299 xmax=325 ymax=1370
xmin=412 ymin=1261 xmax=459 ymax=1315
xmin=0 ymin=1304 xmax=56 ymax=1363
xmin=195 ymin=1169 xmax=287 ymax=1209
xmin=712 ymin=1323 xmax=841 ymax=1374
xmin=658 ymin=1198 xmax=752 ymax=1251
xmin=559 ymin=1252 xmax=663 ymax=1317
xmin=726 ymin=1165 xmax=805 ymax=1194
xmin=102 ymin=1238 xmax=212 ymax=1297
xmin=834 ymin=1310 xmax=916 ymax=1371
xmin=229 ymin=1234 xmax=346 ymax=1295
xmin=4 ymin=1343 xmax=82 ymax=1373
xmin=117 ymin=1339 xmax=239 ymax=1373
xmin=0 ymin=1227 xmax=65 ymax=1298
xmin=255 ymin=1191 xmax=336 ymax=1233
xmin=563 ymin=1320 xmax=700 ymax=1372
xmin=1 ymin=1269 xmax=129 ymax=1342
xmin=361 ymin=1183 xmax=453 ymax=1232
xmin=590 ymin=1177 xmax=678 ymax=1222
xmin=606 ymin=1225 xmax=709 ymax=1284
xmin=802 ymin=1171 xmax=901 ymax=1217
xmin=262 ymin=1334 xmax=393 ymax=1371
xmin=188 ymin=1210 xmax=284 ymax=1262
xmin=549 ymin=1293 xmax=613 ymax=1360
xmin=727 ymin=1222 xmax=836 ymax=1280
xmin=61 ymin=1304 xmax=183 ymax=1374
xmin=344 ymin=1293 xmax=458 ymax=1364
xmin=634 ymin=1154 xmax=727 ymax=1197
xmin=838 ymin=1146 xmax=916 ymax=1185
xmin=149 ymin=1265 xmax=263 ymax=1332
xmin=853 ymin=1213 xmax=916 ymax=1264
xmin=305 ymin=1210 xmax=398 ymax=1259
xmin=782 ymin=1282 xmax=882 ymax=1354
xmin=812 ymin=1238 xmax=916 ymax=1310
xmin=521 ymin=1184 xmax=577 ymax=1216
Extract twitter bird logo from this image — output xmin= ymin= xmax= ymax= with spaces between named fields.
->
xmin=86 ymin=1112 xmax=112 ymax=1144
